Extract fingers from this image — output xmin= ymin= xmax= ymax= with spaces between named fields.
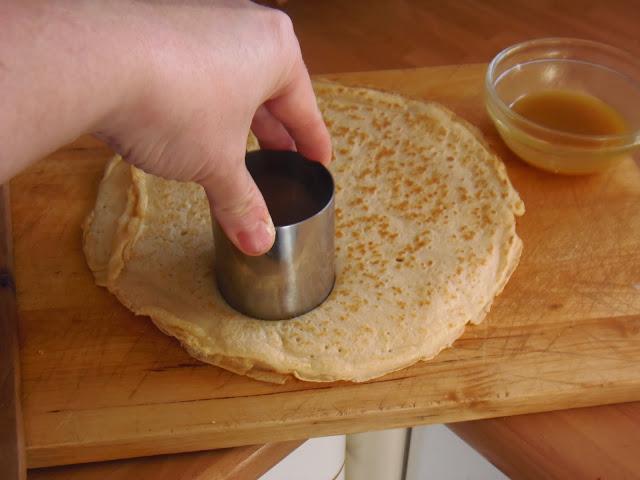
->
xmin=265 ymin=59 xmax=332 ymax=165
xmin=201 ymin=155 xmax=275 ymax=256
xmin=251 ymin=105 xmax=296 ymax=151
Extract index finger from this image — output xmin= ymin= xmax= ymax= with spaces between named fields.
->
xmin=265 ymin=59 xmax=332 ymax=165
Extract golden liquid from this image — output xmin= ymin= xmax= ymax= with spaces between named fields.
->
xmin=511 ymin=90 xmax=628 ymax=136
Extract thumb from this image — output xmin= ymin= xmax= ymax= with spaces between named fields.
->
xmin=202 ymin=163 xmax=275 ymax=256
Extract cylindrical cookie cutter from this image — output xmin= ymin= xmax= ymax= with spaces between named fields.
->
xmin=214 ymin=150 xmax=335 ymax=320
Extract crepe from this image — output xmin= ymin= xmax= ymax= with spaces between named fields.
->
xmin=83 ymin=82 xmax=524 ymax=383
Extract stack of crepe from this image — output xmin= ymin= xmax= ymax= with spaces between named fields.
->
xmin=83 ymin=82 xmax=524 ymax=383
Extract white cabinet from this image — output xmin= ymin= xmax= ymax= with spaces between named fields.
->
xmin=260 ymin=435 xmax=345 ymax=480
xmin=405 ymin=425 xmax=507 ymax=480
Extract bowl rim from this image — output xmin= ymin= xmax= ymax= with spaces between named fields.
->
xmin=486 ymin=37 xmax=640 ymax=149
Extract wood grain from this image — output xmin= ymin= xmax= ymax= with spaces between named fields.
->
xmin=28 ymin=441 xmax=302 ymax=480
xmin=259 ymin=0 xmax=640 ymax=74
xmin=449 ymin=402 xmax=640 ymax=479
xmin=0 ymin=185 xmax=26 ymax=480
xmin=13 ymin=65 xmax=640 ymax=468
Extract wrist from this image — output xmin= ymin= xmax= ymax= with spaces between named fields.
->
xmin=84 ymin=2 xmax=157 ymax=142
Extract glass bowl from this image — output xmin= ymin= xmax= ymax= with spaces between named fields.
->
xmin=486 ymin=38 xmax=640 ymax=175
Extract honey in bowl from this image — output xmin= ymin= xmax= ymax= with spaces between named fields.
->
xmin=500 ymin=89 xmax=632 ymax=175
xmin=511 ymin=90 xmax=628 ymax=137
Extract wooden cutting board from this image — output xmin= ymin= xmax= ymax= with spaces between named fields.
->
xmin=14 ymin=65 xmax=640 ymax=468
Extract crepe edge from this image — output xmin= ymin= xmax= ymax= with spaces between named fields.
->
xmin=82 ymin=155 xmax=148 ymax=289
xmin=122 ymin=227 xmax=522 ymax=384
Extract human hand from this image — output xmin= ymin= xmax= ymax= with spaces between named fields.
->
xmin=96 ymin=0 xmax=332 ymax=255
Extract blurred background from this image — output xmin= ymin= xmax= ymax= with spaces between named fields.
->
xmin=257 ymin=0 xmax=640 ymax=73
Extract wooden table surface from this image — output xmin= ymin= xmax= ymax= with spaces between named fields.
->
xmin=0 ymin=185 xmax=26 ymax=480
xmin=450 ymin=402 xmax=640 ymax=480
xmin=10 ymin=1 xmax=640 ymax=478
xmin=15 ymin=64 xmax=640 ymax=468
xmin=31 ymin=403 xmax=640 ymax=480
xmin=261 ymin=0 xmax=640 ymax=73
xmin=28 ymin=441 xmax=303 ymax=480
